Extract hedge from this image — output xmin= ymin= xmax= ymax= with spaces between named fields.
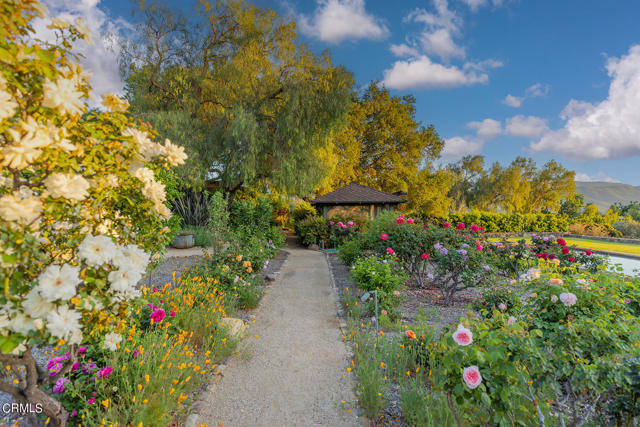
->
xmin=447 ymin=212 xmax=570 ymax=233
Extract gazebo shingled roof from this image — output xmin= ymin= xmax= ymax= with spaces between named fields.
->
xmin=311 ymin=183 xmax=408 ymax=205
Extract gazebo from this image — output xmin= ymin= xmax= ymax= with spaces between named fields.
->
xmin=311 ymin=183 xmax=408 ymax=219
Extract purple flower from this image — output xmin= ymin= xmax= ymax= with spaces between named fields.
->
xmin=624 ymin=298 xmax=631 ymax=304
xmin=427 ymin=273 xmax=434 ymax=280
xmin=82 ymin=362 xmax=97 ymax=375
xmin=434 ymin=243 xmax=443 ymax=250
xmin=72 ymin=362 xmax=81 ymax=371
xmin=457 ymin=249 xmax=467 ymax=256
xmin=542 ymin=237 xmax=549 ymax=242
xmin=483 ymin=265 xmax=490 ymax=272
xmin=439 ymin=247 xmax=449 ymax=256
xmin=53 ymin=377 xmax=70 ymax=394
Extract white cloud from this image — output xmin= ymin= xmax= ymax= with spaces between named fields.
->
xmin=459 ymin=0 xmax=507 ymax=12
xmin=575 ymin=172 xmax=621 ymax=183
xmin=442 ymin=136 xmax=484 ymax=159
xmin=504 ymin=115 xmax=549 ymax=138
xmin=382 ymin=56 xmax=489 ymax=90
xmin=467 ymin=118 xmax=502 ymax=139
xmin=406 ymin=0 xmax=464 ymax=60
xmin=33 ymin=0 xmax=131 ymax=99
xmin=502 ymin=94 xmax=523 ymax=107
xmin=297 ymin=0 xmax=389 ymax=44
xmin=502 ymin=82 xmax=549 ymax=108
xmin=390 ymin=43 xmax=421 ymax=58
xmin=532 ymin=45 xmax=640 ymax=160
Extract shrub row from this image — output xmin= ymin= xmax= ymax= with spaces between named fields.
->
xmin=447 ymin=211 xmax=570 ymax=233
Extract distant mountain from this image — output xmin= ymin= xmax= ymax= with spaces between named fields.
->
xmin=576 ymin=181 xmax=640 ymax=211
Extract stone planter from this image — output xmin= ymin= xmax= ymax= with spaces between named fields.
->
xmin=171 ymin=231 xmax=195 ymax=249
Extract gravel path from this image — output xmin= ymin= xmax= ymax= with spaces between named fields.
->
xmin=190 ymin=247 xmax=365 ymax=427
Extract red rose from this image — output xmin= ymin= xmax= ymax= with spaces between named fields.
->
xmin=443 ymin=222 xmax=451 ymax=229
xmin=568 ymin=257 xmax=576 ymax=263
xmin=557 ymin=238 xmax=567 ymax=246
xmin=470 ymin=224 xmax=479 ymax=232
xmin=549 ymin=253 xmax=556 ymax=259
xmin=561 ymin=247 xmax=569 ymax=255
xmin=585 ymin=250 xmax=592 ymax=256
xmin=457 ymin=222 xmax=465 ymax=230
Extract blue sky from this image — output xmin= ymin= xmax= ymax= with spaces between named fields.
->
xmin=42 ymin=0 xmax=640 ymax=185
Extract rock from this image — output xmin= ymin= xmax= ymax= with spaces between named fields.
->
xmin=265 ymin=273 xmax=278 ymax=282
xmin=220 ymin=317 xmax=247 ymax=338
xmin=308 ymin=243 xmax=320 ymax=250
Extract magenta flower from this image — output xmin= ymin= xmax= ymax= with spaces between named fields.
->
xmin=329 ymin=221 xmax=335 ymax=226
xmin=420 ymin=253 xmax=430 ymax=260
xmin=470 ymin=224 xmax=479 ymax=232
xmin=150 ymin=308 xmax=166 ymax=323
xmin=88 ymin=397 xmax=95 ymax=405
xmin=97 ymin=366 xmax=113 ymax=379
xmin=53 ymin=377 xmax=70 ymax=394
xmin=152 ymin=287 xmax=158 ymax=292
xmin=443 ymin=222 xmax=451 ymax=228
xmin=396 ymin=217 xmax=405 ymax=225
xmin=457 ymin=222 xmax=465 ymax=230
xmin=72 ymin=362 xmax=81 ymax=371
xmin=78 ymin=346 xmax=87 ymax=356
xmin=452 ymin=324 xmax=473 ymax=346
xmin=169 ymin=311 xmax=176 ymax=317
xmin=386 ymin=247 xmax=395 ymax=255
xmin=380 ymin=233 xmax=389 ymax=240
xmin=463 ymin=366 xmax=483 ymax=389
xmin=406 ymin=217 xmax=414 ymax=224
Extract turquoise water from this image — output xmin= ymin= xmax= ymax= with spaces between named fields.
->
xmin=608 ymin=255 xmax=640 ymax=276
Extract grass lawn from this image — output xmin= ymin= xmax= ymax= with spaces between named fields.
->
xmin=491 ymin=236 xmax=640 ymax=256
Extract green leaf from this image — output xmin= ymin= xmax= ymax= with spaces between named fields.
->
xmin=35 ymin=48 xmax=54 ymax=63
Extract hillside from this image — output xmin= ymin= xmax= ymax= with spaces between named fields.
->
xmin=576 ymin=181 xmax=640 ymax=211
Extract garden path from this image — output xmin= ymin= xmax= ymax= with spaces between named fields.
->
xmin=189 ymin=246 xmax=364 ymax=427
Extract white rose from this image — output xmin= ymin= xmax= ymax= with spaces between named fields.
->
xmin=46 ymin=305 xmax=82 ymax=341
xmin=0 ymin=193 xmax=42 ymax=224
xmin=44 ymin=173 xmax=90 ymax=201
xmin=42 ymin=77 xmax=84 ymax=116
xmin=78 ymin=234 xmax=119 ymax=266
xmin=37 ymin=263 xmax=81 ymax=301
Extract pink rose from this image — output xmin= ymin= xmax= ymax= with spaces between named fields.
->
xmin=380 ymin=233 xmax=389 ymax=240
xmin=150 ymin=308 xmax=166 ymax=323
xmin=463 ymin=366 xmax=483 ymax=389
xmin=420 ymin=253 xmax=430 ymax=260
xmin=396 ymin=217 xmax=405 ymax=225
xmin=406 ymin=217 xmax=414 ymax=224
xmin=329 ymin=221 xmax=335 ymax=226
xmin=452 ymin=324 xmax=473 ymax=346
xmin=559 ymin=292 xmax=577 ymax=307
xmin=386 ymin=247 xmax=395 ymax=255
xmin=443 ymin=222 xmax=451 ymax=229
xmin=457 ymin=222 xmax=465 ymax=230
xmin=347 ymin=221 xmax=354 ymax=228
xmin=498 ymin=303 xmax=507 ymax=311
xmin=169 ymin=311 xmax=176 ymax=317
xmin=476 ymin=241 xmax=483 ymax=251
xmin=337 ymin=221 xmax=344 ymax=228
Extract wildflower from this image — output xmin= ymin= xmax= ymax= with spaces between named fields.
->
xmin=405 ymin=330 xmax=416 ymax=340
xmin=78 ymin=347 xmax=87 ymax=356
xmin=559 ymin=292 xmax=577 ymax=307
xmin=88 ymin=397 xmax=95 ymax=405
xmin=72 ymin=362 xmax=80 ymax=371
xmin=330 ymin=221 xmax=335 ymax=226
xmin=103 ymin=332 xmax=122 ymax=351
xmin=584 ymin=250 xmax=592 ymax=256
xmin=463 ymin=366 xmax=483 ymax=389
xmin=476 ymin=242 xmax=483 ymax=251
xmin=0 ymin=193 xmax=42 ymax=224
xmin=393 ymin=290 xmax=400 ymax=296
xmin=46 ymin=306 xmax=82 ymax=343
xmin=170 ymin=311 xmax=176 ymax=317
xmin=452 ymin=324 xmax=473 ymax=346
xmin=36 ymin=263 xmax=81 ymax=302
xmin=381 ymin=309 xmax=387 ymax=316
xmin=457 ymin=249 xmax=467 ymax=256
xmin=41 ymin=77 xmax=84 ymax=116
xmin=380 ymin=233 xmax=389 ymax=240
xmin=551 ymin=295 xmax=558 ymax=303
xmin=78 ymin=234 xmax=118 ymax=267
xmin=568 ymin=257 xmax=575 ymax=263
xmin=150 ymin=308 xmax=166 ymax=323
xmin=439 ymin=247 xmax=449 ymax=256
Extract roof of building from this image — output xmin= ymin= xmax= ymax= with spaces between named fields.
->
xmin=311 ymin=183 xmax=408 ymax=205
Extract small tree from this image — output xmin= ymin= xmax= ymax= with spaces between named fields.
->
xmin=0 ymin=3 xmax=187 ymax=424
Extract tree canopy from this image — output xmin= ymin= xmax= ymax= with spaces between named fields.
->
xmin=123 ymin=0 xmax=354 ymax=196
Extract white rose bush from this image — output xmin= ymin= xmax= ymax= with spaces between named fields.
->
xmin=0 ymin=1 xmax=186 ymax=423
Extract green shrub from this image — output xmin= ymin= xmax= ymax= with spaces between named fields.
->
xmin=351 ymin=255 xmax=407 ymax=318
xmin=613 ymin=220 xmax=640 ymax=238
xmin=183 ymin=225 xmax=215 ymax=247
xmin=294 ymin=215 xmax=328 ymax=246
xmin=338 ymin=237 xmax=365 ymax=266
xmin=291 ymin=201 xmax=317 ymax=222
xmin=447 ymin=211 xmax=570 ymax=233
xmin=472 ymin=285 xmax=523 ymax=317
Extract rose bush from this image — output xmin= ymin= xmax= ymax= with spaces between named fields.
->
xmin=0 ymin=3 xmax=186 ymax=423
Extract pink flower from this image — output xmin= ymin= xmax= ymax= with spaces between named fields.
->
xmin=457 ymin=222 xmax=465 ymax=230
xmin=150 ymin=308 xmax=166 ymax=323
xmin=393 ymin=290 xmax=400 ymax=296
xmin=463 ymin=366 xmax=483 ymax=389
xmin=396 ymin=217 xmax=405 ymax=225
xmin=381 ymin=309 xmax=387 ymax=315
xmin=498 ymin=303 xmax=507 ymax=311
xmin=380 ymin=233 xmax=389 ymax=240
xmin=452 ymin=324 xmax=473 ymax=346
xmin=443 ymin=222 xmax=451 ymax=229
xmin=507 ymin=316 xmax=517 ymax=325
xmin=476 ymin=241 xmax=483 ymax=251
xmin=470 ymin=224 xmax=479 ymax=232
xmin=97 ymin=366 xmax=112 ymax=379
xmin=329 ymin=221 xmax=335 ymax=226
xmin=78 ymin=346 xmax=87 ymax=356
xmin=557 ymin=237 xmax=567 ymax=246
xmin=420 ymin=253 xmax=430 ymax=260
xmin=152 ymin=287 xmax=158 ymax=292
xmin=386 ymin=247 xmax=395 ymax=255
xmin=169 ymin=311 xmax=176 ymax=317
xmin=72 ymin=362 xmax=81 ymax=371
xmin=559 ymin=292 xmax=577 ymax=306
xmin=88 ymin=397 xmax=95 ymax=405
xmin=337 ymin=221 xmax=344 ymax=228
xmin=406 ymin=218 xmax=414 ymax=224
xmin=347 ymin=221 xmax=354 ymax=228
xmin=585 ymin=250 xmax=592 ymax=256
xmin=371 ymin=316 xmax=377 ymax=323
